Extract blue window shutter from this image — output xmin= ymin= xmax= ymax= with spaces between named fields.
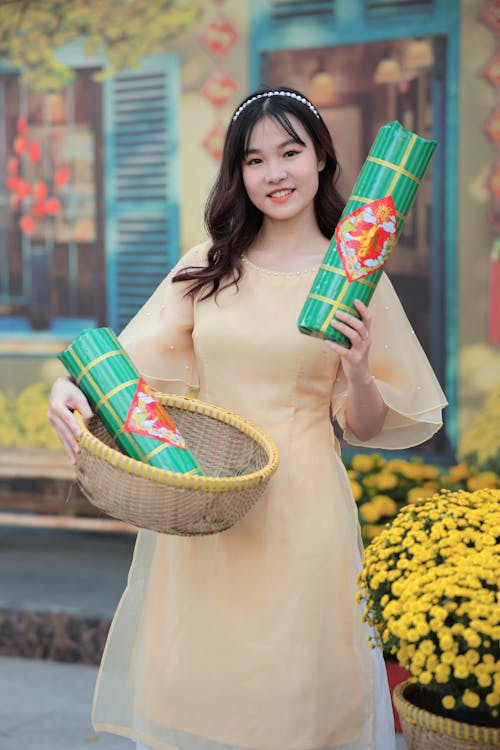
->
xmin=270 ymin=0 xmax=336 ymax=21
xmin=365 ymin=0 xmax=434 ymax=18
xmin=103 ymin=54 xmax=180 ymax=334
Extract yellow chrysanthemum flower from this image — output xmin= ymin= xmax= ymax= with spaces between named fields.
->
xmin=375 ymin=472 xmax=398 ymax=490
xmin=351 ymin=454 xmax=376 ymax=473
xmin=364 ymin=524 xmax=385 ymax=541
xmin=453 ymin=663 xmax=469 ymax=680
xmin=439 ymin=633 xmax=454 ymax=651
xmin=435 ymin=664 xmax=451 ymax=683
xmin=350 ymin=480 xmax=363 ymax=502
xmin=426 ymin=654 xmax=438 ymax=671
xmin=442 ymin=695 xmax=456 ymax=710
xmin=372 ymin=494 xmax=398 ymax=517
xmin=448 ymin=464 xmax=472 ymax=482
xmin=407 ymin=485 xmax=436 ymax=504
xmin=467 ymin=472 xmax=498 ymax=491
xmin=419 ymin=671 xmax=432 ymax=685
xmin=420 ymin=640 xmax=435 ymax=656
xmin=385 ymin=458 xmax=412 ymax=474
xmin=477 ymin=671 xmax=493 ymax=688
xmin=419 ymin=464 xmax=440 ymax=480
xmin=462 ymin=691 xmax=481 ymax=709
xmin=359 ymin=502 xmax=382 ymax=523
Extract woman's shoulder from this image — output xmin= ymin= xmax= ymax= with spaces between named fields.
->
xmin=177 ymin=239 xmax=212 ymax=269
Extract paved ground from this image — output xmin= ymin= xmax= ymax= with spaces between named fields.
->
xmin=0 ymin=526 xmax=408 ymax=749
xmin=0 ymin=657 xmax=133 ymax=750
xmin=0 ymin=656 xmax=408 ymax=750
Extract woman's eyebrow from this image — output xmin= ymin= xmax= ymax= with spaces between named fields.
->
xmin=245 ymin=138 xmax=302 ymax=156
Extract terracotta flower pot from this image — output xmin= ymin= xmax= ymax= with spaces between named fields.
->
xmin=385 ymin=659 xmax=412 ymax=732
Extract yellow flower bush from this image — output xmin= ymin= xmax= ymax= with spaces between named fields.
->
xmin=346 ymin=453 xmax=499 ymax=546
xmin=0 ymin=382 xmax=61 ymax=449
xmin=458 ymin=383 xmax=500 ymax=472
xmin=15 ymin=381 xmax=62 ymax=448
xmin=357 ymin=489 xmax=500 ymax=721
xmin=0 ymin=390 xmax=16 ymax=445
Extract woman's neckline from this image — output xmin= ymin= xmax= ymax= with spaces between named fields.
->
xmin=241 ymin=253 xmax=321 ymax=277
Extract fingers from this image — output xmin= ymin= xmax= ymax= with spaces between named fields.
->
xmin=330 ymin=300 xmax=371 ymax=348
xmin=331 ymin=315 xmax=364 ymax=343
xmin=47 ymin=377 xmax=93 ymax=464
xmin=65 ymin=386 xmax=93 ymax=421
xmin=49 ymin=413 xmax=81 ymax=464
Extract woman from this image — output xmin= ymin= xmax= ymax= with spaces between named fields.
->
xmin=48 ymin=87 xmax=447 ymax=750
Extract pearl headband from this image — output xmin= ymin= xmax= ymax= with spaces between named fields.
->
xmin=232 ymin=90 xmax=320 ymax=122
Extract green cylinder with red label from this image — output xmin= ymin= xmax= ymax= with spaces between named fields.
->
xmin=297 ymin=120 xmax=437 ymax=347
xmin=58 ymin=327 xmax=204 ymax=474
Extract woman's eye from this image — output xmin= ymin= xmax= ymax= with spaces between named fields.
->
xmin=246 ymin=157 xmax=262 ymax=166
xmin=284 ymin=149 xmax=299 ymax=158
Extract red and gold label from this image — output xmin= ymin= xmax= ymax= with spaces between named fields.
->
xmin=336 ymin=196 xmax=397 ymax=281
xmin=124 ymin=377 xmax=187 ymax=449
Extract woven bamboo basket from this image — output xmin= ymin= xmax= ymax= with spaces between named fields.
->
xmin=75 ymin=393 xmax=279 ymax=536
xmin=393 ymin=681 xmax=500 ymax=750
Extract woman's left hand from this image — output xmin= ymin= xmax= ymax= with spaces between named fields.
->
xmin=325 ymin=299 xmax=373 ymax=384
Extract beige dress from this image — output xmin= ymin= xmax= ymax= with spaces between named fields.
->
xmin=92 ymin=242 xmax=447 ymax=750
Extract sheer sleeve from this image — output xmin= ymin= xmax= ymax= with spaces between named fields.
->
xmin=331 ymin=272 xmax=448 ymax=450
xmin=117 ymin=241 xmax=210 ymax=395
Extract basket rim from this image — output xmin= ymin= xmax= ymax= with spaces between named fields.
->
xmin=393 ymin=680 xmax=500 ymax=745
xmin=76 ymin=392 xmax=279 ymax=493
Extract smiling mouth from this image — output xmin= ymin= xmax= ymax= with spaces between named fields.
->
xmin=268 ymin=188 xmax=294 ymax=200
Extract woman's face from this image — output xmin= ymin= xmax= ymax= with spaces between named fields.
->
xmin=241 ymin=115 xmax=324 ymax=225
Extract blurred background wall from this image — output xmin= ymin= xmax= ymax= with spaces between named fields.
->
xmin=0 ymin=0 xmax=498 ymax=482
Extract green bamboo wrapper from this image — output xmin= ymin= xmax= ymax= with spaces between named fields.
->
xmin=297 ymin=120 xmax=437 ymax=346
xmin=58 ymin=327 xmax=204 ymax=474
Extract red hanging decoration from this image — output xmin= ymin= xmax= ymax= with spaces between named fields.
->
xmin=199 ymin=1 xmax=239 ymax=162
xmin=33 ymin=181 xmax=48 ymax=201
xmin=54 ymin=165 xmax=70 ymax=187
xmin=479 ymin=0 xmax=500 ymax=33
xmin=199 ymin=13 xmax=239 ymax=60
xmin=19 ymin=215 xmax=35 ymax=234
xmin=43 ymin=197 xmax=62 ymax=215
xmin=14 ymin=135 xmax=27 ymax=154
xmin=28 ymin=141 xmax=41 ymax=164
xmin=7 ymin=177 xmax=31 ymax=201
xmin=482 ymin=50 xmax=500 ymax=88
xmin=483 ymin=106 xmax=500 ymax=144
xmin=7 ymin=156 xmax=19 ymax=176
xmin=17 ymin=117 xmax=28 ymax=135
xmin=202 ymin=122 xmax=227 ymax=161
xmin=201 ymin=71 xmax=238 ymax=109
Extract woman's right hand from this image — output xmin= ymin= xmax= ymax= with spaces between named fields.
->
xmin=47 ymin=376 xmax=94 ymax=464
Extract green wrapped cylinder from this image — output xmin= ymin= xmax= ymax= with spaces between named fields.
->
xmin=58 ymin=327 xmax=204 ymax=475
xmin=298 ymin=120 xmax=437 ymax=346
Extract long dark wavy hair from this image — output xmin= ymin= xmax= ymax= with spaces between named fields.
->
xmin=173 ymin=86 xmax=345 ymax=299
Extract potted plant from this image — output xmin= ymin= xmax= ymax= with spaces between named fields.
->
xmin=357 ymin=487 xmax=500 ymax=748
